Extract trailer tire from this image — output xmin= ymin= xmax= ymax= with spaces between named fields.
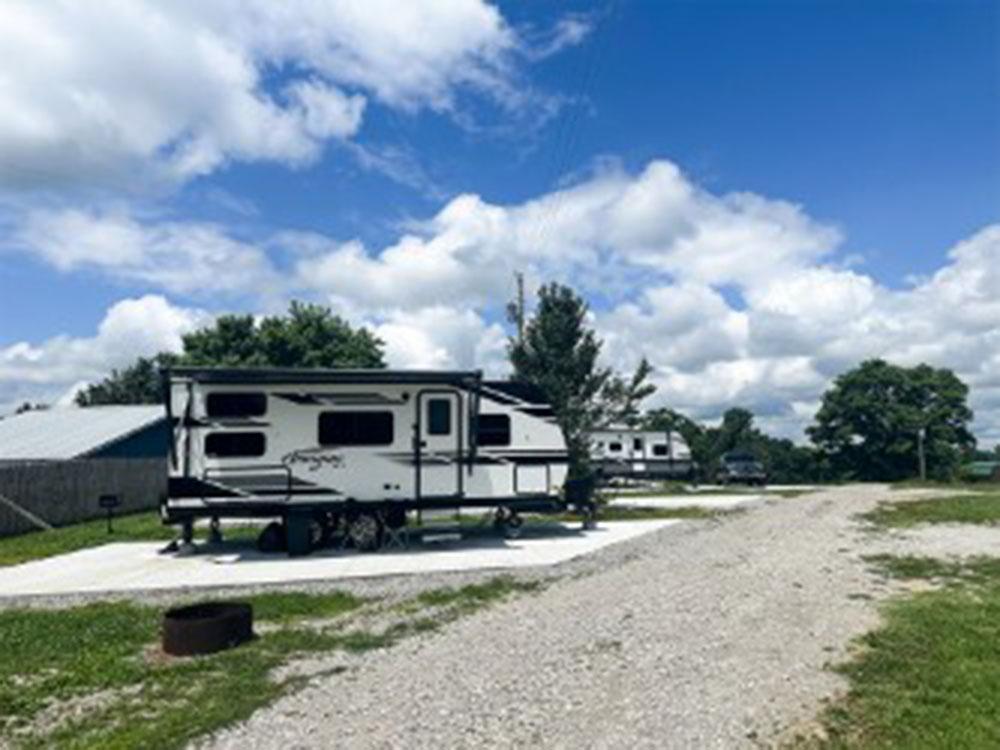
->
xmin=496 ymin=511 xmax=523 ymax=539
xmin=383 ymin=507 xmax=406 ymax=531
xmin=257 ymin=521 xmax=286 ymax=553
xmin=346 ymin=513 xmax=383 ymax=551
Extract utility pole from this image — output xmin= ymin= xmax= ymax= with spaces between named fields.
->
xmin=917 ymin=426 xmax=927 ymax=482
xmin=512 ymin=271 xmax=525 ymax=345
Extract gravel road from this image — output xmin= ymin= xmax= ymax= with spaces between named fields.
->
xmin=203 ymin=484 xmax=940 ymax=750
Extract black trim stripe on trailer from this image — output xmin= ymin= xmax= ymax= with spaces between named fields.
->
xmin=169 ymin=367 xmax=483 ymax=387
xmin=180 ymin=417 xmax=270 ymax=428
xmin=164 ymin=494 xmax=566 ymax=522
xmin=168 ymin=477 xmax=343 ymax=499
xmin=273 ymin=392 xmax=407 ymax=406
xmin=517 ymin=406 xmax=556 ymax=418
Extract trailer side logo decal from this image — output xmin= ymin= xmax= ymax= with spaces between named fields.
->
xmin=281 ymin=448 xmax=345 ymax=471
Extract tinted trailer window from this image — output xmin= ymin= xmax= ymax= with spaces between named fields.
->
xmin=318 ymin=411 xmax=394 ymax=446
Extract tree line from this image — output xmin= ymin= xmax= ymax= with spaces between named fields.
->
xmin=69 ymin=285 xmax=977 ymax=483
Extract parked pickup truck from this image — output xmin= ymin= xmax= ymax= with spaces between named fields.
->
xmin=716 ymin=452 xmax=768 ymax=486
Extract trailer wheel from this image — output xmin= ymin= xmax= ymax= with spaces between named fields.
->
xmin=505 ymin=513 xmax=523 ymax=539
xmin=257 ymin=521 xmax=286 ymax=553
xmin=346 ymin=513 xmax=383 ymax=551
xmin=494 ymin=508 xmax=523 ymax=539
xmin=383 ymin=507 xmax=406 ymax=531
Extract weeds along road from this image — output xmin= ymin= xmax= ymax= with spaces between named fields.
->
xmin=204 ymin=485 xmax=921 ymax=750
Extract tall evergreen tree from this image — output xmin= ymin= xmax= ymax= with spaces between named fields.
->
xmin=508 ymin=283 xmax=654 ymax=475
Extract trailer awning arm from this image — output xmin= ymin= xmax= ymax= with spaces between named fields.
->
xmin=467 ymin=370 xmax=483 ymax=475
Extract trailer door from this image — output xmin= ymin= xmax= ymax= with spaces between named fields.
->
xmin=417 ymin=392 xmax=462 ymax=499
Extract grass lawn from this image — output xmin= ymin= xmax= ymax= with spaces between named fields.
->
xmin=0 ymin=512 xmax=174 ymax=567
xmin=801 ymin=556 xmax=1000 ymax=749
xmin=592 ymin=505 xmax=736 ymax=521
xmin=0 ymin=576 xmax=537 ymax=749
xmin=605 ymin=480 xmax=694 ymax=496
xmin=0 ymin=512 xmax=266 ymax=568
xmin=861 ymin=492 xmax=1000 ymax=529
xmin=890 ymin=479 xmax=993 ymax=492
xmin=603 ymin=485 xmax=809 ymax=500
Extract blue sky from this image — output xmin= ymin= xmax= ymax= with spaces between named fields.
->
xmin=0 ymin=0 xmax=997 ymax=440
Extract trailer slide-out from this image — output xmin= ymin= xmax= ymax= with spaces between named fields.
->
xmin=162 ymin=367 xmax=575 ymax=554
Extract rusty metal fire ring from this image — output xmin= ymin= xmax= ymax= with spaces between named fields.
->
xmin=162 ymin=601 xmax=254 ymax=656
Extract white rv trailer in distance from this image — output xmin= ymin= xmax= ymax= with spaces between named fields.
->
xmin=589 ymin=426 xmax=694 ymax=481
xmin=162 ymin=368 xmax=572 ymax=553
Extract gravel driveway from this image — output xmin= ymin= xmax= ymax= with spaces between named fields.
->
xmin=202 ymin=484 xmax=939 ymax=750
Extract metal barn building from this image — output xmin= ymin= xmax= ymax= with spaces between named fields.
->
xmin=0 ymin=406 xmax=168 ymax=537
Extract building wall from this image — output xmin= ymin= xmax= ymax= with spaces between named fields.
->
xmin=0 ymin=459 xmax=166 ymax=538
xmin=85 ymin=420 xmax=170 ymax=458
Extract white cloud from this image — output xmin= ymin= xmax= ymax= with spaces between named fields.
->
xmin=0 ymin=0 xmax=559 ymax=189
xmin=17 ymin=209 xmax=278 ymax=297
xmin=599 ymin=225 xmax=1000 ymax=442
xmin=524 ymin=13 xmax=594 ymax=61
xmin=375 ymin=307 xmax=507 ymax=374
xmin=5 ymin=156 xmax=1000 ymax=445
xmin=294 ymin=159 xmax=841 ymax=314
xmin=0 ymin=295 xmax=206 ymax=412
xmin=600 ymin=283 xmax=749 ymax=373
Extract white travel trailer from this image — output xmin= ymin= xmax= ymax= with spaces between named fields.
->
xmin=162 ymin=367 xmax=572 ymax=553
xmin=589 ymin=426 xmax=694 ymax=481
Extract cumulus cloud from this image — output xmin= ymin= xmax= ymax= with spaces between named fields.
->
xmin=16 ymin=209 xmax=278 ymax=297
xmin=290 ymin=158 xmax=998 ymax=442
xmin=293 ymin=160 xmax=841 ymax=314
xmin=4 ymin=156 xmax=999 ymax=444
xmin=0 ymin=296 xmax=206 ymax=412
xmin=600 ymin=225 xmax=1000 ymax=442
xmin=375 ymin=307 xmax=508 ymax=374
xmin=0 ymin=0 xmax=565 ymax=189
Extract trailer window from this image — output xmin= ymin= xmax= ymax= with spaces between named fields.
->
xmin=476 ymin=414 xmax=510 ymax=446
xmin=652 ymin=444 xmax=668 ymax=457
xmin=205 ymin=432 xmax=266 ymax=458
xmin=608 ymin=442 xmax=622 ymax=452
xmin=427 ymin=398 xmax=452 ymax=436
xmin=318 ymin=411 xmax=394 ymax=446
xmin=206 ymin=392 xmax=267 ymax=418
xmin=633 ymin=438 xmax=643 ymax=451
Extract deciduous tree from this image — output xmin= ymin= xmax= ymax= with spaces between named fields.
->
xmin=807 ymin=359 xmax=974 ymax=480
xmin=77 ymin=303 xmax=385 ymax=405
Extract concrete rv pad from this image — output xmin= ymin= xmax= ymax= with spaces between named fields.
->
xmin=0 ymin=520 xmax=679 ymax=598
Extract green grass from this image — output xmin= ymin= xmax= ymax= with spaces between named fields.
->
xmin=414 ymin=576 xmax=541 ymax=612
xmin=0 ymin=591 xmax=367 ymax=749
xmin=0 ymin=512 xmax=267 ymax=568
xmin=593 ymin=505 xmax=735 ymax=521
xmin=605 ymin=481 xmax=693 ymax=497
xmin=0 ymin=576 xmax=537 ymax=749
xmin=0 ymin=512 xmax=173 ymax=567
xmin=860 ymin=493 xmax=1000 ymax=529
xmin=240 ymin=590 xmax=365 ymax=623
xmin=802 ymin=555 xmax=1000 ymax=749
xmin=605 ymin=485 xmax=809 ymax=500
xmin=890 ymin=479 xmax=990 ymax=491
